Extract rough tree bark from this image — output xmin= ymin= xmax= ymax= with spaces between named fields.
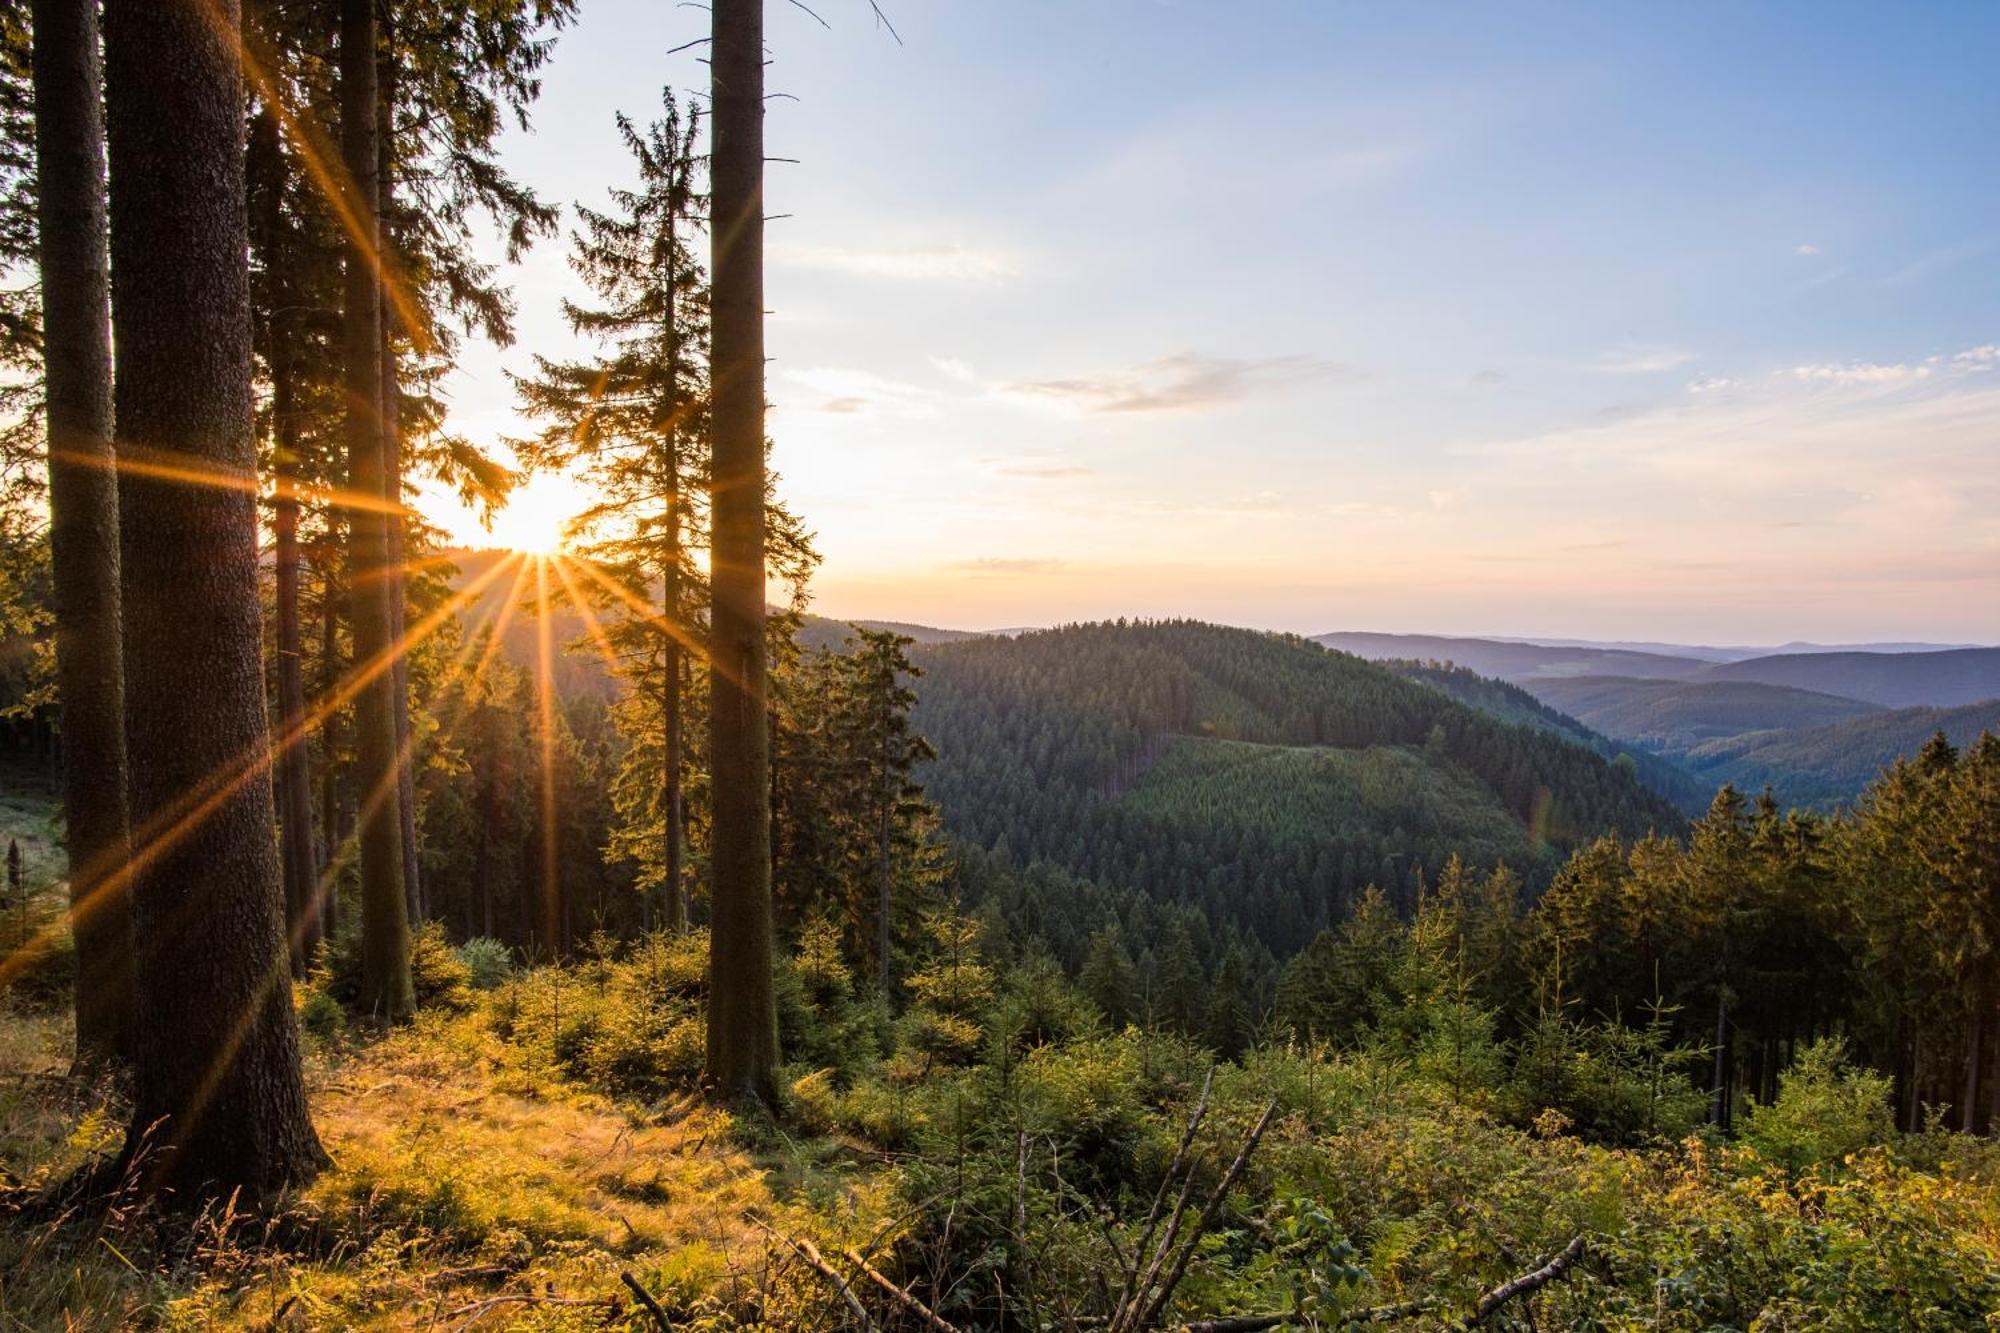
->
xmin=102 ymin=0 xmax=326 ymax=1195
xmin=247 ymin=103 xmax=322 ymax=976
xmin=703 ymin=0 xmax=778 ymax=1103
xmin=341 ymin=0 xmax=413 ymax=1019
xmin=32 ymin=0 xmax=134 ymax=1060
xmin=378 ymin=9 xmax=423 ymax=926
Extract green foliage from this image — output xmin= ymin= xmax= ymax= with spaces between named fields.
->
xmin=915 ymin=621 xmax=1684 ymax=958
xmin=308 ymin=919 xmax=474 ymax=1017
xmin=1743 ymin=1038 xmax=1896 ymax=1172
xmin=454 ymin=936 xmax=513 ymax=990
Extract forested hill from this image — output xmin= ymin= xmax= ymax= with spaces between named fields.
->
xmin=1381 ymin=660 xmax=1713 ymax=813
xmin=911 ymin=621 xmax=1685 ymax=953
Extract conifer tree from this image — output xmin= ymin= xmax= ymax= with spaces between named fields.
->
xmin=703 ymin=0 xmax=777 ymax=1103
xmin=103 ymin=0 xmax=324 ymax=1194
xmin=514 ymin=89 xmax=707 ymax=930
xmin=33 ymin=0 xmax=133 ymax=1056
xmin=341 ymin=0 xmax=412 ymax=1020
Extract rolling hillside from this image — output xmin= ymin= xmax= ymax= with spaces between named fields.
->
xmin=1523 ymin=676 xmax=1884 ymax=751
xmin=1686 ymin=699 xmax=2000 ymax=807
xmin=1383 ymin=662 xmax=1713 ymax=812
xmin=1315 ymin=631 xmax=1706 ymax=682
xmin=1698 ymin=647 xmax=2000 ymax=709
xmin=912 ymin=621 xmax=1685 ymax=953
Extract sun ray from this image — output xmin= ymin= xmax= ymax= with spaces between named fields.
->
xmin=548 ymin=553 xmax=629 ymax=681
xmin=563 ymin=550 xmax=717 ymax=672
xmin=287 ymin=554 xmax=533 ymax=965
xmin=224 ymin=0 xmax=434 ymax=358
xmin=53 ymin=445 xmax=412 ymax=519
xmin=0 ymin=551 xmax=529 ymax=992
xmin=535 ymin=559 xmax=561 ymax=954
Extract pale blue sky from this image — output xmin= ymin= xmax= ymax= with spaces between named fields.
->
xmin=433 ymin=0 xmax=2000 ymax=642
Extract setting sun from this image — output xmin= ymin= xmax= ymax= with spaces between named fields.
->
xmin=483 ymin=470 xmax=588 ymax=554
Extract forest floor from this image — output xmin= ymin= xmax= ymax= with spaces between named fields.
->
xmin=0 ymin=1000 xmax=866 ymax=1329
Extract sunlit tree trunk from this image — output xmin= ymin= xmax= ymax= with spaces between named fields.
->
xmin=704 ymin=0 xmax=778 ymax=1103
xmin=247 ymin=102 xmax=323 ymax=977
xmin=378 ymin=9 xmax=423 ymax=926
xmin=102 ymin=0 xmax=325 ymax=1195
xmin=33 ymin=0 xmax=134 ymax=1060
xmin=342 ymin=0 xmax=413 ymax=1019
xmin=662 ymin=217 xmax=687 ymax=933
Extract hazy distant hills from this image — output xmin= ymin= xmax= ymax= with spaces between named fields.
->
xmin=794 ymin=615 xmax=987 ymax=651
xmin=1318 ymin=628 xmax=2000 ymax=808
xmin=1697 ymin=647 xmax=2000 ymax=709
xmin=1315 ymin=632 xmax=1707 ymax=682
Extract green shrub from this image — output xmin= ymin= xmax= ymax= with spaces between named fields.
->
xmin=308 ymin=918 xmax=472 ymax=1015
xmin=455 ymin=936 xmax=513 ymax=990
xmin=1742 ymin=1037 xmax=1895 ymax=1172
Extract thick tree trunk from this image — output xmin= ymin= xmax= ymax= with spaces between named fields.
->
xmin=102 ymin=0 xmax=325 ymax=1196
xmin=377 ymin=16 xmax=423 ymax=927
xmin=33 ymin=0 xmax=134 ymax=1061
xmin=703 ymin=0 xmax=778 ymax=1104
xmin=248 ymin=102 xmax=322 ymax=977
xmin=341 ymin=0 xmax=412 ymax=1019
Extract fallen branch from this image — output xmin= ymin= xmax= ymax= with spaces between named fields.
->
xmin=1176 ymin=1296 xmax=1442 ymax=1331
xmin=1466 ymin=1235 xmax=1587 ymax=1326
xmin=751 ymin=1217 xmax=871 ymax=1331
xmin=621 ymin=1271 xmax=673 ymax=1331
xmin=840 ymin=1246 xmax=960 ymax=1333
xmin=1132 ymin=1099 xmax=1281 ymax=1331
xmin=441 ymin=1292 xmax=607 ymax=1332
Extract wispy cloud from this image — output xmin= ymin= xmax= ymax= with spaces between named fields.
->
xmin=1686 ymin=376 xmax=1739 ymax=395
xmin=1005 ymin=353 xmax=1351 ymax=414
xmin=782 ymin=367 xmax=941 ymax=418
xmin=775 ymin=242 xmax=1015 ymax=283
xmin=1789 ymin=360 xmax=1931 ymax=387
xmin=1594 ymin=343 xmax=1697 ymax=374
xmin=1794 ymin=243 xmax=1822 ymax=257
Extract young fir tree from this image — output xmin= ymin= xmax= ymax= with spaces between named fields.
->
xmin=513 ymin=89 xmax=708 ymax=931
xmin=839 ymin=628 xmax=939 ymax=997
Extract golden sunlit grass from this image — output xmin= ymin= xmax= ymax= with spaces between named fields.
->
xmin=0 ymin=1000 xmax=808 ymax=1330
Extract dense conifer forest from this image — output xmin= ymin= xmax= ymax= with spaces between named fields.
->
xmin=0 ymin=0 xmax=1996 ymax=1329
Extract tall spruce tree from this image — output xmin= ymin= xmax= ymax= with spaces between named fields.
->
xmin=102 ymin=0 xmax=324 ymax=1194
xmin=32 ymin=0 xmax=134 ymax=1056
xmin=341 ymin=0 xmax=412 ymax=1019
xmin=704 ymin=0 xmax=777 ymax=1103
xmin=514 ymin=89 xmax=706 ymax=930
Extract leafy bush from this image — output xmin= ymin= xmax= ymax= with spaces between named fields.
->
xmin=455 ymin=936 xmax=513 ymax=990
xmin=1742 ymin=1037 xmax=1895 ymax=1172
xmin=306 ymin=919 xmax=473 ymax=1016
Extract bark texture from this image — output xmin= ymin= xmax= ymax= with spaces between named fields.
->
xmin=102 ymin=0 xmax=325 ymax=1195
xmin=247 ymin=103 xmax=322 ymax=976
xmin=703 ymin=0 xmax=778 ymax=1103
xmin=33 ymin=0 xmax=134 ymax=1060
xmin=341 ymin=0 xmax=413 ymax=1018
